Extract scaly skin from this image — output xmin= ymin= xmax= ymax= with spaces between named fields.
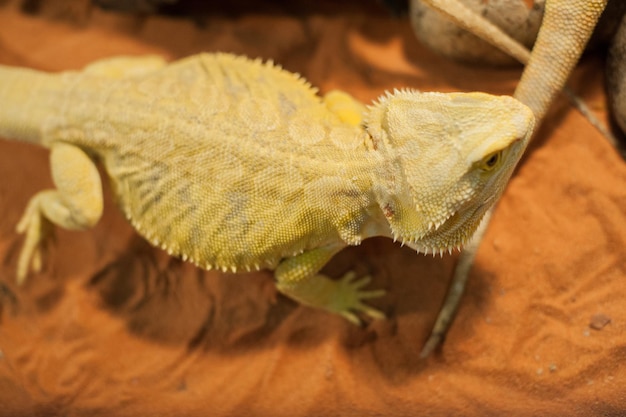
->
xmin=513 ymin=0 xmax=608 ymax=121
xmin=413 ymin=0 xmax=609 ymax=355
xmin=413 ymin=0 xmax=615 ymax=143
xmin=415 ymin=0 xmax=608 ymax=120
xmin=0 ymin=53 xmax=534 ymax=324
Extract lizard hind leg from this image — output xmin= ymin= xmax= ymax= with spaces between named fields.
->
xmin=15 ymin=143 xmax=103 ymax=284
xmin=275 ymin=245 xmax=385 ymax=325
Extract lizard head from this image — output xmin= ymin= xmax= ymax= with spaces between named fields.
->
xmin=364 ymin=89 xmax=535 ymax=254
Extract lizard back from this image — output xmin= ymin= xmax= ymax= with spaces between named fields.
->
xmin=41 ymin=54 xmax=380 ymax=271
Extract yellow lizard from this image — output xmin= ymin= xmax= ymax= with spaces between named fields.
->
xmin=0 ymin=52 xmax=534 ymax=324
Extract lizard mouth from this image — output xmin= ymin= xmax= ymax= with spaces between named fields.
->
xmin=405 ymin=198 xmax=491 ymax=256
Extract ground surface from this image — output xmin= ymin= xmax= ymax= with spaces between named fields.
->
xmin=0 ymin=1 xmax=625 ymax=416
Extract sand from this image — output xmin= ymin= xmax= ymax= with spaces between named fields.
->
xmin=0 ymin=1 xmax=625 ymax=416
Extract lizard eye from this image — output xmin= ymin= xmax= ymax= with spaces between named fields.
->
xmin=480 ymin=151 xmax=502 ymax=171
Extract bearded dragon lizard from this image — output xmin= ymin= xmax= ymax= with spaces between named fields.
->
xmin=0 ymin=52 xmax=534 ymax=324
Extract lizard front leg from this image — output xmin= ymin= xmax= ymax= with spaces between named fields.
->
xmin=275 ymin=244 xmax=385 ymax=325
xmin=16 ymin=142 xmax=103 ymax=284
xmin=323 ymin=90 xmax=367 ymax=127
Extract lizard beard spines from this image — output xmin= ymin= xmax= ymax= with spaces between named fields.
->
xmin=418 ymin=242 xmax=462 ymax=258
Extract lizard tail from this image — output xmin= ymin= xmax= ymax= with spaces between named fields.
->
xmin=0 ymin=64 xmax=63 ymax=145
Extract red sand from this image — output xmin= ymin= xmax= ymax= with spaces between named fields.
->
xmin=0 ymin=1 xmax=625 ymax=416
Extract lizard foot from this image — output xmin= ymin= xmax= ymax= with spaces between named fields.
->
xmin=331 ymin=272 xmax=386 ymax=325
xmin=15 ymin=192 xmax=53 ymax=284
xmin=277 ymin=270 xmax=386 ymax=325
xmin=274 ymin=246 xmax=385 ymax=324
xmin=13 ymin=143 xmax=103 ymax=285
